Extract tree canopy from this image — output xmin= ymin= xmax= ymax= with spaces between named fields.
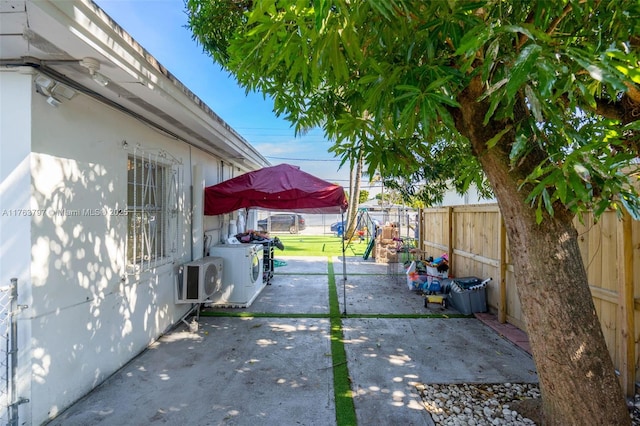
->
xmin=188 ymin=0 xmax=640 ymax=218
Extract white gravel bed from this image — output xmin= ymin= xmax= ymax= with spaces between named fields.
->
xmin=417 ymin=383 xmax=540 ymax=425
xmin=419 ymin=383 xmax=640 ymax=425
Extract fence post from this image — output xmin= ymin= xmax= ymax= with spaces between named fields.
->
xmin=417 ymin=208 xmax=424 ymax=253
xmin=498 ymin=214 xmax=507 ymax=324
xmin=447 ymin=207 xmax=454 ymax=274
xmin=616 ymin=211 xmax=635 ymax=397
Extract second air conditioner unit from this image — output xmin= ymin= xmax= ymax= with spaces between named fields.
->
xmin=176 ymin=257 xmax=223 ymax=304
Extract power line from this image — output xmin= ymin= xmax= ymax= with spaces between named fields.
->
xmin=266 ymin=156 xmax=341 ymax=162
xmin=235 ymin=126 xmax=324 ymax=132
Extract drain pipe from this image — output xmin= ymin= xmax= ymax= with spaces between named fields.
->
xmin=8 ymin=278 xmax=29 ymax=426
xmin=192 ymin=162 xmax=204 ymax=261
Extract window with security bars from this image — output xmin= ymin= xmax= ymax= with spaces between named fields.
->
xmin=127 ymin=152 xmax=180 ymax=273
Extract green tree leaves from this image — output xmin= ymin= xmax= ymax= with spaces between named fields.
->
xmin=187 ymin=0 xmax=640 ymax=220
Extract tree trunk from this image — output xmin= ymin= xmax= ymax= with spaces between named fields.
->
xmin=348 ymin=160 xmax=355 ymax=222
xmin=453 ymin=78 xmax=631 ymax=425
xmin=488 ymin=160 xmax=629 ymax=425
xmin=345 ymin=152 xmax=363 ymax=240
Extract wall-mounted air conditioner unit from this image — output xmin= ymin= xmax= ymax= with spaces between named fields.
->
xmin=176 ymin=257 xmax=223 ymax=304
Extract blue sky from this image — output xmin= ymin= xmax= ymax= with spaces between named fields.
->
xmin=95 ymin=0 xmax=355 ymax=186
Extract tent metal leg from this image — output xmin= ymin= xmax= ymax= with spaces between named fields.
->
xmin=341 ymin=211 xmax=347 ymax=316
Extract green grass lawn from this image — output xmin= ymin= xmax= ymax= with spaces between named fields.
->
xmin=275 ymin=235 xmax=370 ymax=257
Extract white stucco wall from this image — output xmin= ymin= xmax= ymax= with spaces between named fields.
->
xmin=1 ymin=70 xmax=234 ymax=424
xmin=0 ymin=70 xmax=33 ymax=284
xmin=0 ymin=69 xmax=35 ymax=423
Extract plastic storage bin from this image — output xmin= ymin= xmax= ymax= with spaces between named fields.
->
xmin=453 ymin=276 xmax=485 ymax=290
xmin=405 ymin=261 xmax=420 ymax=290
xmin=449 ymin=279 xmax=487 ymax=315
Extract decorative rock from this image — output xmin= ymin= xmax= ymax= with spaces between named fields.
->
xmin=421 ymin=383 xmax=544 ymax=425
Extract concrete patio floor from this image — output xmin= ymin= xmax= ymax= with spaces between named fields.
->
xmin=47 ymin=256 xmax=537 ymax=426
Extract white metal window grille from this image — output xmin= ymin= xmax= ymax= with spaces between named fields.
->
xmin=126 ymin=148 xmax=181 ymax=273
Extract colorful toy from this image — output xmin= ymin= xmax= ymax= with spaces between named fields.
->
xmin=426 ymin=279 xmax=441 ymax=294
xmin=424 ymin=294 xmax=448 ymax=309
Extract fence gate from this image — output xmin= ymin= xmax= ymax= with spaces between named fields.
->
xmin=0 ymin=279 xmax=27 ymax=426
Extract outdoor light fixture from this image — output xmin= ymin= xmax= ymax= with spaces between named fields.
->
xmin=46 ymin=96 xmax=61 ymax=108
xmin=34 ymin=73 xmax=76 ymax=107
xmin=51 ymin=83 xmax=76 ymax=100
xmin=34 ymin=74 xmax=54 ymax=95
xmin=79 ymin=57 xmax=110 ymax=86
xmin=91 ymin=71 xmax=110 ymax=86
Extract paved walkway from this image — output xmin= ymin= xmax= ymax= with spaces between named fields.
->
xmin=47 ymin=256 xmax=537 ymax=426
xmin=475 ymin=312 xmax=531 ymax=355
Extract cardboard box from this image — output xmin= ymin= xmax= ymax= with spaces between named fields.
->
xmin=381 ymin=226 xmax=398 ymax=240
xmin=375 ymin=249 xmax=398 ymax=264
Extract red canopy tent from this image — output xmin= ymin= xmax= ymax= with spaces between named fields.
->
xmin=203 ymin=163 xmax=350 ymax=314
xmin=204 ymin=163 xmax=348 ymax=215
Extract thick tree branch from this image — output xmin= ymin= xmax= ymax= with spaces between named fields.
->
xmin=546 ymin=0 xmax=597 ymax=36
xmin=625 ymin=82 xmax=640 ymax=105
xmin=595 ymin=100 xmax=626 ymax=121
xmin=594 ymin=91 xmax=640 ymax=124
xmin=546 ymin=3 xmax=574 ymax=36
xmin=516 ymin=9 xmax=538 ymax=51
xmin=594 ymin=92 xmax=640 ymax=156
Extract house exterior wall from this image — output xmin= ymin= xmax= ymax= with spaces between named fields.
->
xmin=440 ymin=184 xmax=495 ymax=206
xmin=0 ymin=70 xmax=35 ymax=424
xmin=0 ymin=70 xmax=33 ymax=287
xmin=203 ymin=160 xmax=225 ymax=251
xmin=2 ymin=70 xmax=235 ymax=424
xmin=202 ymin=161 xmax=251 ymax=251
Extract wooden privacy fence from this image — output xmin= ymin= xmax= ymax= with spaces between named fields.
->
xmin=417 ymin=204 xmax=640 ymax=396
